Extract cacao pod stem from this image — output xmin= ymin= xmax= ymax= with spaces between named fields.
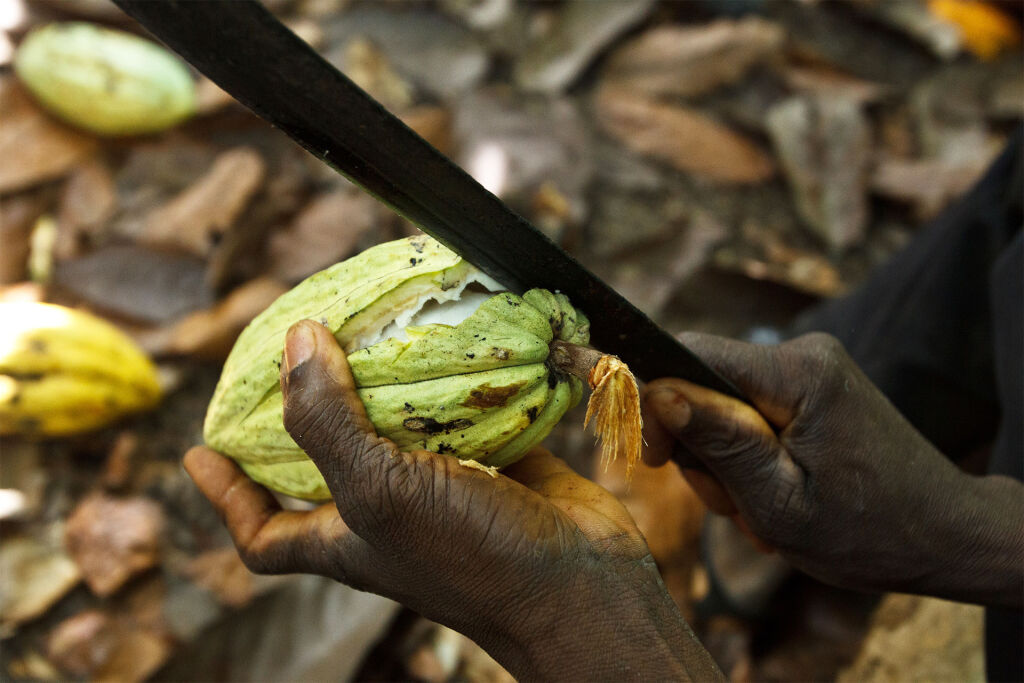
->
xmin=550 ymin=341 xmax=643 ymax=481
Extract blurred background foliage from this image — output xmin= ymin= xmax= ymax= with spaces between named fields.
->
xmin=0 ymin=0 xmax=1020 ymax=680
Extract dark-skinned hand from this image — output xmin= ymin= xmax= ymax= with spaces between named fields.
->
xmin=185 ymin=320 xmax=722 ymax=682
xmin=644 ymin=332 xmax=1023 ymax=606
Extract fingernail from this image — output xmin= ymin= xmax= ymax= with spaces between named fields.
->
xmin=646 ymin=386 xmax=692 ymax=434
xmin=284 ymin=322 xmax=317 ymax=372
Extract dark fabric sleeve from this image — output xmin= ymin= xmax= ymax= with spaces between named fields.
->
xmin=983 ymin=232 xmax=1023 ymax=683
xmin=793 ymin=129 xmax=1023 ymax=682
xmin=792 ymin=129 xmax=1023 ymax=461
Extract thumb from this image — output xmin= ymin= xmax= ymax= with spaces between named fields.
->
xmin=278 ymin=320 xmax=499 ymax=551
xmin=280 ymin=319 xmax=409 ymax=542
xmin=644 ymin=378 xmax=805 ymax=532
xmin=280 ymin=320 xmax=385 ymax=473
xmin=678 ymin=332 xmax=802 ymax=429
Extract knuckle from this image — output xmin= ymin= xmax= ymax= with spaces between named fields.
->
xmin=287 ymin=397 xmax=366 ymax=459
xmin=761 ymin=478 xmax=807 ymax=545
xmin=730 ymin=441 xmax=781 ymax=489
xmin=346 ymin=450 xmax=435 ymax=542
xmin=282 ymin=392 xmax=331 ymax=441
xmin=789 ymin=332 xmax=852 ymax=392
xmin=692 ymin=417 xmax=757 ymax=461
xmin=236 ymin=546 xmax=272 ymax=575
xmin=801 ymin=333 xmax=848 ymax=367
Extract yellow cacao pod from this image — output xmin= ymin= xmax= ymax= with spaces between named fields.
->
xmin=14 ymin=23 xmax=196 ymax=136
xmin=0 ymin=303 xmax=162 ymax=436
xmin=204 ymin=236 xmax=590 ymax=501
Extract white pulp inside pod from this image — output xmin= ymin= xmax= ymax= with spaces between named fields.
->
xmin=353 ymin=271 xmax=505 ymax=350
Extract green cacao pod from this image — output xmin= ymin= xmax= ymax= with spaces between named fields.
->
xmin=204 ymin=236 xmax=591 ymax=501
xmin=14 ymin=23 xmax=196 ymax=136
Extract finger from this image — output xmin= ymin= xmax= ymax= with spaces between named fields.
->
xmin=679 ymin=467 xmax=737 ymax=517
xmin=280 ymin=320 xmax=497 ymax=549
xmin=504 ymin=448 xmax=612 ymax=509
xmin=280 ymin=319 xmax=380 ymax=444
xmin=503 ymin=448 xmax=644 ymax=551
xmin=638 ymin=410 xmax=739 ymax=515
xmin=640 ymin=395 xmax=674 ymax=467
xmin=731 ymin=514 xmax=775 ymax=554
xmin=184 ymin=446 xmax=378 ymax=582
xmin=644 ymin=379 xmax=804 ymax=524
xmin=280 ymin=319 xmax=398 ymax=506
xmin=184 ymin=446 xmax=284 ymax=553
xmin=643 ymin=412 xmax=737 ymax=515
xmin=676 ymin=332 xmax=800 ymax=428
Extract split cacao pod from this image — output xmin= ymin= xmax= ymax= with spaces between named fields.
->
xmin=204 ymin=236 xmax=590 ymax=501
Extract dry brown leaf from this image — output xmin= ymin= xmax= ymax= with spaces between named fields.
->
xmin=871 ymin=155 xmax=988 ymax=220
xmin=64 ymin=492 xmax=165 ymax=597
xmin=452 ymin=88 xmax=591 ymax=242
xmin=5 ymin=651 xmax=61 ymax=681
xmin=47 ymin=610 xmax=113 ymax=677
xmin=343 ymin=38 xmax=415 ymax=110
xmin=55 ymin=160 xmax=117 ymax=260
xmin=0 ymin=77 xmax=96 ymax=194
xmin=766 ymin=95 xmax=871 ymax=252
xmin=0 ymin=191 xmax=50 ymax=284
xmin=714 ymin=223 xmax=845 ymax=298
xmin=603 ymin=17 xmax=785 ymax=98
xmin=101 ymin=432 xmax=140 ymax=491
xmin=838 ymin=594 xmax=984 ymax=682
xmin=609 ymin=210 xmax=729 ymax=317
xmin=54 ymin=244 xmax=213 ymax=323
xmin=148 ymin=277 xmax=288 ymax=359
xmin=514 ymin=0 xmax=655 ymax=92
xmin=194 ymin=78 xmax=236 ymax=116
xmin=33 ymin=0 xmax=130 ymax=21
xmin=93 ymin=629 xmax=170 ymax=683
xmin=594 ymin=86 xmax=774 ymax=184
xmin=0 ymin=535 xmax=81 ymax=636
xmin=401 ymin=105 xmax=453 ymax=154
xmin=140 ymin=147 xmax=265 ymax=256
xmin=268 ymin=190 xmax=377 ymax=282
xmin=780 ymin=64 xmax=886 ymax=103
xmin=206 ymin=142 xmax=312 ymax=289
xmin=285 ymin=18 xmax=326 ymax=50
xmin=47 ymin=605 xmax=171 ymax=683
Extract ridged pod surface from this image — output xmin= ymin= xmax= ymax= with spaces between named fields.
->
xmin=205 ymin=236 xmax=590 ymax=501
xmin=0 ymin=303 xmax=162 ymax=436
xmin=14 ymin=23 xmax=196 ymax=136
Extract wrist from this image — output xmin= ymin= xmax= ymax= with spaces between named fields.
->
xmin=483 ymin=557 xmax=722 ymax=682
xmin=914 ymin=472 xmax=1024 ymax=606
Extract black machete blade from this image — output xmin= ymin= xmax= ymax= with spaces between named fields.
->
xmin=112 ymin=0 xmax=744 ymax=398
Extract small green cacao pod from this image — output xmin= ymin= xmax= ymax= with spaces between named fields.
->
xmin=204 ymin=236 xmax=591 ymax=501
xmin=14 ymin=23 xmax=196 ymax=136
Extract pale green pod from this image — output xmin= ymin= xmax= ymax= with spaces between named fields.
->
xmin=14 ymin=23 xmax=196 ymax=136
xmin=204 ymin=236 xmax=589 ymax=501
